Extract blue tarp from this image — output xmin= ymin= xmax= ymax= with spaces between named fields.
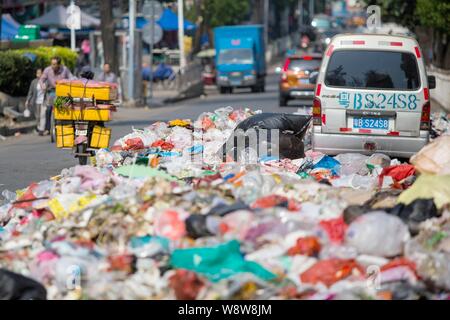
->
xmin=156 ymin=8 xmax=196 ymax=31
xmin=1 ymin=14 xmax=20 ymax=40
xmin=124 ymin=9 xmax=196 ymax=31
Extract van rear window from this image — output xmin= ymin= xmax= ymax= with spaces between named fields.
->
xmin=288 ymin=59 xmax=321 ymax=72
xmin=325 ymin=50 xmax=420 ymax=90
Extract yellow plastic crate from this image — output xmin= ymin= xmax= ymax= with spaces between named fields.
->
xmin=54 ymin=108 xmax=111 ymax=121
xmin=56 ymin=125 xmax=74 ymax=148
xmin=56 ymin=80 xmax=118 ymax=101
xmin=90 ymin=126 xmax=111 ymax=149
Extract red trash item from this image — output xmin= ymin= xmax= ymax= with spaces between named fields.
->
xmin=287 ymin=236 xmax=321 ymax=256
xmin=124 ymin=137 xmax=144 ymax=150
xmin=251 ymin=195 xmax=288 ymax=209
xmin=378 ymin=164 xmax=416 ymax=189
xmin=151 ymin=140 xmax=175 ymax=151
xmin=300 ymin=259 xmax=364 ymax=287
xmin=13 ymin=183 xmax=38 ymax=209
xmin=202 ymin=116 xmax=215 ymax=131
xmin=108 ymin=254 xmax=135 ymax=274
xmin=319 ymin=216 xmax=348 ymax=245
xmin=169 ymin=269 xmax=205 ymax=300
xmin=381 ymin=258 xmax=417 ymax=276
xmin=154 ymin=209 xmax=187 ymax=241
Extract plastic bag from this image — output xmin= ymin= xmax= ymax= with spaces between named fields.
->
xmin=378 ymin=164 xmax=416 ymax=189
xmin=235 ymin=113 xmax=312 ymax=136
xmin=334 ymin=153 xmax=369 ymax=176
xmin=345 ymin=211 xmax=410 ymax=257
xmin=387 ymin=199 xmax=439 ymax=235
xmin=169 ymin=269 xmax=205 ymax=300
xmin=224 ymin=113 xmax=312 ymax=160
xmin=397 ymin=174 xmax=450 ymax=209
xmin=300 ymin=259 xmax=364 ymax=287
xmin=0 ymin=269 xmax=47 ymax=300
xmin=287 ymin=236 xmax=322 ymax=257
xmin=410 ymin=135 xmax=450 ymax=175
xmin=366 ymin=153 xmax=391 ymax=169
xmin=170 ymin=240 xmax=277 ymax=282
xmin=331 ymin=174 xmax=377 ymax=190
xmin=405 ymin=216 xmax=450 ymax=290
xmin=313 ymin=155 xmax=341 ymax=176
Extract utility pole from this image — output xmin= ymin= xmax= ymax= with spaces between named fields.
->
xmin=263 ymin=0 xmax=269 ymax=48
xmin=128 ymin=0 xmax=136 ymax=102
xmin=70 ymin=0 xmax=76 ymax=51
xmin=309 ymin=0 xmax=314 ymax=24
xmin=149 ymin=0 xmax=155 ymax=101
xmin=178 ymin=0 xmax=186 ymax=71
xmin=298 ymin=0 xmax=304 ymax=28
xmin=0 ymin=1 xmax=3 ymax=41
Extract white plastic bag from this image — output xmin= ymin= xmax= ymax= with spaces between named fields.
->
xmin=345 ymin=211 xmax=410 ymax=257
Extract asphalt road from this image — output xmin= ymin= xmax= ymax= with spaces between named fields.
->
xmin=0 ymin=72 xmax=308 ymax=192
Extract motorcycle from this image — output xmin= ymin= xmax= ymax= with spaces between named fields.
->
xmin=53 ymin=96 xmax=115 ymax=165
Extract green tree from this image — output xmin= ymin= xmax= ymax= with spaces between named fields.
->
xmin=186 ymin=0 xmax=250 ymax=52
xmin=416 ymin=0 xmax=450 ymax=68
xmin=365 ymin=0 xmax=419 ymax=31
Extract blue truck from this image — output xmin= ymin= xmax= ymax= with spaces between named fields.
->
xmin=214 ymin=25 xmax=266 ymax=94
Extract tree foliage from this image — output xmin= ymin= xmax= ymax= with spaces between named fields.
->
xmin=365 ymin=0 xmax=419 ymax=31
xmin=416 ymin=0 xmax=450 ymax=35
xmin=204 ymin=0 xmax=250 ymax=28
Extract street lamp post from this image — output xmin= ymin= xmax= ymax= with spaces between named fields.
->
xmin=128 ymin=0 xmax=136 ymax=102
xmin=70 ymin=0 xmax=76 ymax=51
xmin=178 ymin=0 xmax=186 ymax=71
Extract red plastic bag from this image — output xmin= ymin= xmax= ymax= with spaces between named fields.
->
xmin=202 ymin=116 xmax=215 ymax=131
xmin=381 ymin=257 xmax=417 ymax=275
xmin=251 ymin=195 xmax=288 ymax=209
xmin=124 ymin=137 xmax=144 ymax=151
xmin=287 ymin=236 xmax=321 ymax=256
xmin=169 ymin=269 xmax=205 ymax=300
xmin=154 ymin=209 xmax=187 ymax=241
xmin=378 ymin=164 xmax=416 ymax=189
xmin=13 ymin=183 xmax=38 ymax=209
xmin=151 ymin=140 xmax=175 ymax=151
xmin=319 ymin=216 xmax=348 ymax=245
xmin=300 ymin=259 xmax=364 ymax=287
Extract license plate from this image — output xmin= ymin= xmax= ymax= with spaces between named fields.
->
xmin=299 ymin=78 xmax=309 ymax=84
xmin=230 ymin=72 xmax=241 ymax=77
xmin=353 ymin=118 xmax=389 ymax=130
xmin=76 ymin=129 xmax=88 ymax=136
xmin=231 ymin=81 xmax=241 ymax=86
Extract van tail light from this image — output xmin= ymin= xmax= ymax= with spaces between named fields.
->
xmin=312 ymin=97 xmax=322 ymax=125
xmin=414 ymin=47 xmax=421 ymax=58
xmin=420 ymin=101 xmax=431 ymax=130
xmin=283 ymin=58 xmax=291 ymax=72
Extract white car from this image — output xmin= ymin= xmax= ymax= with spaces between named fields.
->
xmin=311 ymin=34 xmax=436 ymax=157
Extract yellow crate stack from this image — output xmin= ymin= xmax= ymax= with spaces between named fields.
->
xmin=54 ymin=80 xmax=117 ymax=149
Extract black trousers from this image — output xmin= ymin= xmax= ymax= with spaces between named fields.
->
xmin=45 ymin=105 xmax=52 ymax=131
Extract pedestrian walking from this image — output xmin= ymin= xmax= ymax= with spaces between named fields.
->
xmin=25 ymin=68 xmax=46 ymax=135
xmin=40 ymin=56 xmax=74 ymax=135
xmin=96 ymin=63 xmax=118 ymax=83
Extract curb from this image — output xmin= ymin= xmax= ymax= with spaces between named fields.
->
xmin=0 ymin=123 xmax=36 ymax=137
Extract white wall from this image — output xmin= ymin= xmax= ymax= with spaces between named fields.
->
xmin=427 ymin=65 xmax=450 ymax=112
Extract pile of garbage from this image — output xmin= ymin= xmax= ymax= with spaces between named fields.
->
xmin=1 ymin=107 xmax=450 ymax=300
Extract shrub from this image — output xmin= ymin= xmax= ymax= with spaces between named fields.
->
xmin=0 ymin=46 xmax=78 ymax=97
xmin=0 ymin=51 xmax=34 ymax=97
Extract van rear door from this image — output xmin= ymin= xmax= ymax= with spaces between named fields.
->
xmin=320 ymin=49 xmax=424 ymax=137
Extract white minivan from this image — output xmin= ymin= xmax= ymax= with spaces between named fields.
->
xmin=311 ymin=34 xmax=436 ymax=157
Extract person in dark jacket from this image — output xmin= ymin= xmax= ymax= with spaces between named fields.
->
xmin=25 ymin=68 xmax=46 ymax=135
